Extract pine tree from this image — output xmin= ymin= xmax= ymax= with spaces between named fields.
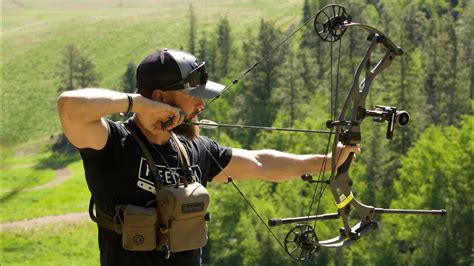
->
xmin=188 ymin=4 xmax=196 ymax=54
xmin=236 ymin=21 xmax=284 ymax=147
xmin=197 ymin=35 xmax=209 ymax=66
xmin=121 ymin=62 xmax=136 ymax=93
xmin=76 ymin=53 xmax=99 ymax=89
xmin=458 ymin=0 xmax=473 ymax=101
xmin=299 ymin=0 xmax=314 ymax=49
xmin=57 ymin=44 xmax=81 ymax=92
xmin=56 ymin=44 xmax=99 ymax=92
xmin=216 ymin=17 xmax=232 ymax=79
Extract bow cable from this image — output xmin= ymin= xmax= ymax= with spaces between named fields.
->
xmin=204 ymin=11 xmax=320 ymax=109
xmin=188 ymin=130 xmax=287 ymax=251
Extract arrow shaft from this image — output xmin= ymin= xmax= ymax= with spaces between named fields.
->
xmin=190 ymin=121 xmax=332 ymax=134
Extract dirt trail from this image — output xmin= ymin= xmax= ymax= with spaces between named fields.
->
xmin=2 ymin=167 xmax=73 ymax=193
xmin=2 ymin=164 xmax=35 ymax=169
xmin=1 ymin=166 xmax=85 ymax=231
xmin=28 ymin=168 xmax=72 ymax=191
xmin=1 ymin=212 xmax=90 ymax=231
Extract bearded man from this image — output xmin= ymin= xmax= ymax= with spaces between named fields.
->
xmin=57 ymin=49 xmax=359 ymax=265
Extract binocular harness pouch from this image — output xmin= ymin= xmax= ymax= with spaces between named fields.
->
xmin=156 ymin=181 xmax=209 ymax=252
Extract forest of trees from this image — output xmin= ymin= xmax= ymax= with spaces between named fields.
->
xmin=56 ymin=0 xmax=472 ymax=264
xmin=189 ymin=1 xmax=472 ymax=265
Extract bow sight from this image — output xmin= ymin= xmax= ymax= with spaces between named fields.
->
xmin=327 ymin=105 xmax=410 ymax=141
xmin=365 ymin=105 xmax=410 ymax=139
xmin=267 ymin=4 xmax=447 ymax=261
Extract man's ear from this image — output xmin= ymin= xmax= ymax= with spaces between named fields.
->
xmin=151 ymin=90 xmax=164 ymax=102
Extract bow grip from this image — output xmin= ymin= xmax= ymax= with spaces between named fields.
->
xmin=336 ymin=152 xmax=354 ymax=174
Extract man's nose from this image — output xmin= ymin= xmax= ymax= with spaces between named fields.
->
xmin=195 ymin=98 xmax=205 ymax=111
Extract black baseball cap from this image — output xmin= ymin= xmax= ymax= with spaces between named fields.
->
xmin=136 ymin=49 xmax=225 ymax=99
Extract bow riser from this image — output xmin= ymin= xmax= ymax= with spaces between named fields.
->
xmin=329 ymin=35 xmax=400 ymax=239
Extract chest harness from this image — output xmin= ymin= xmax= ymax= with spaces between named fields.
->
xmin=89 ymin=126 xmax=210 ymax=259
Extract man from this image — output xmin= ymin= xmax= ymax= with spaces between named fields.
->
xmin=57 ymin=49 xmax=360 ymax=265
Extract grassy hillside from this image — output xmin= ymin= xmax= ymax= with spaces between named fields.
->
xmin=1 ymin=2 xmax=303 ymax=264
xmin=2 ymin=0 xmax=303 ymax=146
xmin=2 ymin=221 xmax=99 ymax=265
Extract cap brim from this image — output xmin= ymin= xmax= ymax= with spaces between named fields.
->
xmin=181 ymin=80 xmax=225 ymax=99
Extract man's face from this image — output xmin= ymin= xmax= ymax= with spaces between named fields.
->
xmin=166 ymin=91 xmax=205 ymax=120
xmin=162 ymin=91 xmax=205 ymax=139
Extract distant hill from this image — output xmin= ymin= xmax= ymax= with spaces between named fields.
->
xmin=1 ymin=0 xmax=303 ymax=146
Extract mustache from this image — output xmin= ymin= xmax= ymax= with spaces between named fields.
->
xmin=186 ymin=108 xmax=204 ymax=121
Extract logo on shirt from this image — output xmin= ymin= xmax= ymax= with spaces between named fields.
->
xmin=136 ymin=157 xmax=202 ymax=194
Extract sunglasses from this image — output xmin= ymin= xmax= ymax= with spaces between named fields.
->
xmin=162 ymin=62 xmax=208 ymax=90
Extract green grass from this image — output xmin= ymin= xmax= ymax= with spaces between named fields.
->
xmin=1 ymin=221 xmax=99 ymax=266
xmin=2 ymin=142 xmax=52 ymax=191
xmin=2 ymin=0 xmax=304 ymax=145
xmin=0 ymin=130 xmax=96 ymax=264
xmin=1 ymin=160 xmax=89 ymax=222
xmin=1 ymin=167 xmax=55 ymax=191
xmin=1 ymin=139 xmax=81 ymax=192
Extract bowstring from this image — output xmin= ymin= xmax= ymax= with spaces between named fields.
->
xmin=302 ymin=40 xmax=335 ymax=226
xmin=191 ymin=133 xmax=287 ymax=251
xmin=307 ymin=38 xmax=343 ymax=232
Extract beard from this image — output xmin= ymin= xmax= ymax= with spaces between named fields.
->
xmin=172 ymin=118 xmax=200 ymax=139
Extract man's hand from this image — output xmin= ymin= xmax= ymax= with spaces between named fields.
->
xmin=331 ymin=143 xmax=361 ymax=169
xmin=134 ymin=96 xmax=186 ymax=134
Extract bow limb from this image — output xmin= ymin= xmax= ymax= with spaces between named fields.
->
xmin=342 ymin=23 xmax=403 ymax=55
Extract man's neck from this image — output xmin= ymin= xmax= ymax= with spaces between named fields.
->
xmin=133 ymin=118 xmax=171 ymax=145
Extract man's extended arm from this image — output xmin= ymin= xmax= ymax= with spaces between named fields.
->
xmin=213 ymin=145 xmax=360 ymax=183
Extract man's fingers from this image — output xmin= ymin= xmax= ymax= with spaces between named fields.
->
xmin=355 ymin=144 xmax=361 ymax=153
xmin=164 ymin=109 xmax=186 ymax=130
xmin=339 ymin=143 xmax=361 ymax=153
xmin=178 ymin=111 xmax=187 ymax=124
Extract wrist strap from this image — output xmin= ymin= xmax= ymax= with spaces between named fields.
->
xmin=120 ymin=94 xmax=133 ymax=116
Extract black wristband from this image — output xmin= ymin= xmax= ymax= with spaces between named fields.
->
xmin=120 ymin=94 xmax=133 ymax=116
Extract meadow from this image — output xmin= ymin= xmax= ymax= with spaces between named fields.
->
xmin=1 ymin=0 xmax=304 ymax=265
xmin=2 ymin=0 xmax=302 ymax=144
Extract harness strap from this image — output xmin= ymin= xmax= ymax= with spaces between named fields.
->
xmin=90 ymin=122 xmax=163 ymax=232
xmin=89 ymin=197 xmax=122 ymax=233
xmin=123 ymin=123 xmax=161 ymax=190
xmin=170 ymin=132 xmax=197 ymax=182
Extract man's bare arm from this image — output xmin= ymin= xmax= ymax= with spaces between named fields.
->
xmin=57 ymin=88 xmax=183 ymax=149
xmin=213 ymin=145 xmax=360 ymax=183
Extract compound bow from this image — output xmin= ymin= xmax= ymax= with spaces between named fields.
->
xmin=196 ymin=4 xmax=447 ymax=262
